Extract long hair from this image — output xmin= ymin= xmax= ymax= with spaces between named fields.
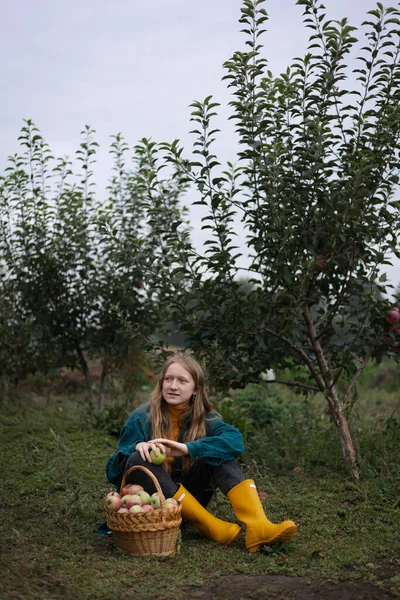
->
xmin=148 ymin=354 xmax=218 ymax=472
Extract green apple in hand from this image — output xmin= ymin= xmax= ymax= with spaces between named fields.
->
xmin=150 ymin=448 xmax=166 ymax=465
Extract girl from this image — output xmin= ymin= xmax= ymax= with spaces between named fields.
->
xmin=106 ymin=354 xmax=297 ymax=552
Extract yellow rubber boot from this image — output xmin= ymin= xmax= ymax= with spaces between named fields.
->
xmin=228 ymin=479 xmax=297 ymax=552
xmin=173 ymin=484 xmax=241 ymax=545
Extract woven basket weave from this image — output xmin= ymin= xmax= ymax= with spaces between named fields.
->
xmin=105 ymin=465 xmax=182 ymax=556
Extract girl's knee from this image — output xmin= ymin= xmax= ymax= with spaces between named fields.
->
xmin=125 ymin=451 xmax=146 ymax=470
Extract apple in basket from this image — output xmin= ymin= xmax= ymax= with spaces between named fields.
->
xmin=120 ymin=495 xmax=131 ymax=508
xmin=142 ymin=504 xmax=155 ymax=512
xmin=104 ymin=495 xmax=122 ymax=512
xmin=129 ymin=505 xmax=144 ymax=514
xmin=151 ymin=493 xmax=161 ymax=509
xmin=165 ymin=498 xmax=178 ymax=510
xmin=106 ymin=491 xmax=120 ymax=500
xmin=121 ymin=494 xmax=140 ymax=508
xmin=136 ymin=491 xmax=152 ymax=505
xmin=124 ymin=494 xmax=143 ymax=509
xmin=128 ymin=484 xmax=144 ymax=495
xmin=121 ymin=484 xmax=133 ymax=497
xmin=117 ymin=508 xmax=129 ymax=514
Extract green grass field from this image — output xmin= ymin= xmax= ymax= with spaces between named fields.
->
xmin=0 ymin=362 xmax=399 ymax=599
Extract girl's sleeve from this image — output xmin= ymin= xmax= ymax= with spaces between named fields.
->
xmin=105 ymin=409 xmax=150 ymax=488
xmin=185 ymin=416 xmax=244 ymax=465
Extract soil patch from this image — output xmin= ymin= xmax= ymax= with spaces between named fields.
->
xmin=179 ymin=574 xmax=398 ymax=600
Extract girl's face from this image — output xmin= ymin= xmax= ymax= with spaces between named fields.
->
xmin=162 ymin=363 xmax=196 ymax=409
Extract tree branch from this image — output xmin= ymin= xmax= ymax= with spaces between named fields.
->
xmin=302 ymin=305 xmax=333 ymax=387
xmin=263 ymin=379 xmax=320 ymax=393
xmin=247 ymin=326 xmax=325 ymax=391
xmin=341 ymin=351 xmax=373 ymax=406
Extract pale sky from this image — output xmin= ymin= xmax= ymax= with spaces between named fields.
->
xmin=1 ymin=0 xmax=399 ymax=290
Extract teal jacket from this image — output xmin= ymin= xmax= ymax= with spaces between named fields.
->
xmin=106 ymin=405 xmax=244 ymax=489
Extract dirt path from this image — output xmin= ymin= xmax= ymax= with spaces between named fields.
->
xmin=179 ymin=573 xmax=398 ymax=600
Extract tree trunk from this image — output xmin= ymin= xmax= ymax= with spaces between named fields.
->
xmin=303 ymin=305 xmax=360 ymax=478
xmin=97 ymin=359 xmax=108 ymax=411
xmin=325 ymin=386 xmax=360 ymax=479
xmin=0 ymin=375 xmax=9 ymax=403
xmin=75 ymin=344 xmax=92 ymax=402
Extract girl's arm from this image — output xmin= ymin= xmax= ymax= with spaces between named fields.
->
xmin=105 ymin=408 xmax=151 ymax=487
xmin=148 ymin=439 xmax=188 ymax=457
xmin=151 ymin=418 xmax=244 ymax=464
xmin=185 ymin=418 xmax=244 ymax=464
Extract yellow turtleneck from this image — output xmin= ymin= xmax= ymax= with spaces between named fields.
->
xmin=166 ymin=403 xmax=189 ymax=465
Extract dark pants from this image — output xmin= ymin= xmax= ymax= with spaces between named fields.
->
xmin=124 ymin=452 xmax=245 ymax=508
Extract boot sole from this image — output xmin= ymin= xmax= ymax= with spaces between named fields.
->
xmin=247 ymin=525 xmax=297 ymax=552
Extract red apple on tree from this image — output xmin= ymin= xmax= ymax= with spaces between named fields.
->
xmin=315 ymin=255 xmax=328 ymax=270
xmin=386 ymin=308 xmax=400 ymax=324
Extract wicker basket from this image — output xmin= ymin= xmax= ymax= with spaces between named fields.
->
xmin=105 ymin=465 xmax=182 ymax=556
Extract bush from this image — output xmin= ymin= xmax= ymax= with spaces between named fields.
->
xmin=80 ymin=403 xmax=131 ymax=438
xmin=223 ymin=381 xmax=400 ymax=481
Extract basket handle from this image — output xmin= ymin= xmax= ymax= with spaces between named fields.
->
xmin=120 ymin=465 xmax=168 ymax=509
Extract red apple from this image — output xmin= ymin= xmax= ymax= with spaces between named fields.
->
xmin=128 ymin=484 xmax=144 ymax=495
xmin=386 ymin=309 xmax=400 ymax=324
xmin=125 ymin=494 xmax=143 ymax=509
xmin=121 ymin=484 xmax=133 ymax=497
xmin=104 ymin=495 xmax=122 ymax=512
xmin=117 ymin=508 xmax=129 ymax=514
xmin=142 ymin=504 xmax=155 ymax=512
xmin=136 ymin=491 xmax=151 ymax=505
xmin=165 ymin=498 xmax=178 ymax=510
xmin=315 ymin=255 xmax=328 ymax=270
xmin=106 ymin=491 xmax=120 ymax=500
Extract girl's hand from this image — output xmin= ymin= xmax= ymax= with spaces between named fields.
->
xmin=135 ymin=441 xmax=167 ymax=463
xmin=148 ymin=438 xmax=189 ymax=457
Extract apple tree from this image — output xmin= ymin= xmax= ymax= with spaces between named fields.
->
xmin=92 ymin=135 xmax=188 ymax=408
xmin=0 ymin=122 xmax=189 ymax=406
xmin=0 ymin=122 xmax=102 ymax=393
xmin=138 ymin=0 xmax=400 ymax=477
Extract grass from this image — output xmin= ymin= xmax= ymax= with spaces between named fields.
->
xmin=0 ymin=366 xmax=399 ymax=600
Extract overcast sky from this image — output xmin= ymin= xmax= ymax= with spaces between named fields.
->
xmin=1 ymin=0 xmax=399 ymax=289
